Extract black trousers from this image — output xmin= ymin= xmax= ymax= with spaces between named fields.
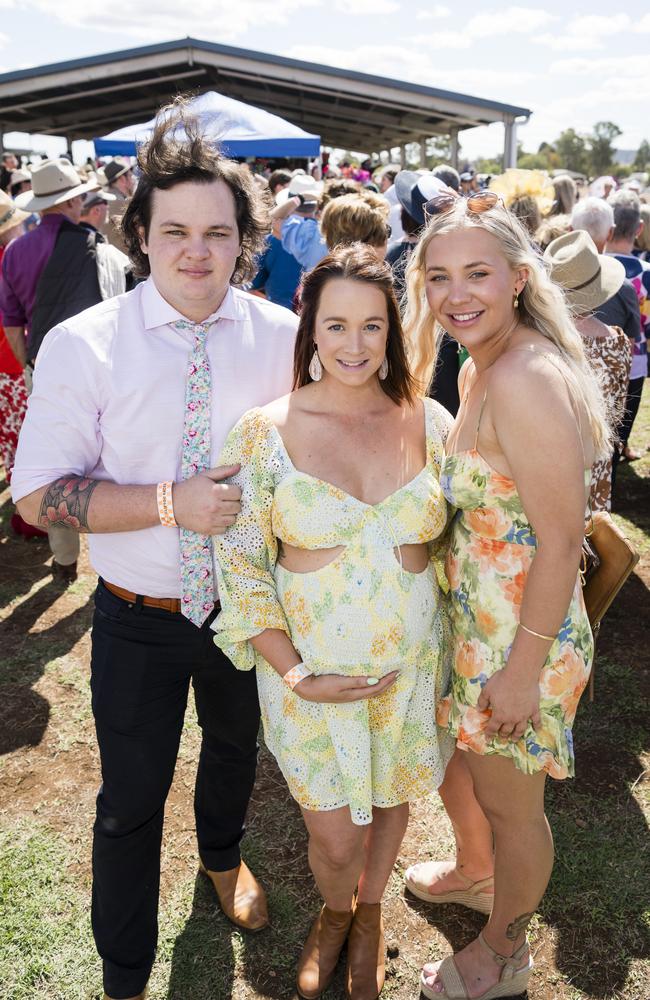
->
xmin=612 ymin=376 xmax=646 ymax=489
xmin=90 ymin=580 xmax=260 ymax=999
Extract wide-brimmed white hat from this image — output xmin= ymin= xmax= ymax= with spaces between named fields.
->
xmin=9 ymin=168 xmax=31 ymax=187
xmin=544 ymin=230 xmax=625 ymax=313
xmin=0 ymin=190 xmax=30 ymax=236
xmin=15 ymin=158 xmax=98 ymax=212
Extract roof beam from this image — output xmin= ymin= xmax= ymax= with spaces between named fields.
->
xmin=193 ymin=48 xmax=513 ymax=123
xmin=29 ymin=95 xmax=167 ymax=136
xmin=0 ymin=48 xmax=189 ymax=101
xmin=0 ymin=69 xmax=205 ymax=116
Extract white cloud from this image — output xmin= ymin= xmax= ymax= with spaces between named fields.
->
xmin=467 ymin=5 xmax=556 ymax=37
xmin=549 ymin=54 xmax=648 ymax=79
xmin=412 ymin=30 xmax=472 ymax=49
xmin=335 ymin=0 xmax=399 ymax=11
xmin=537 ymin=13 xmax=632 ymax=52
xmin=413 ymin=5 xmax=556 ymax=48
xmin=416 ymin=4 xmax=451 ymax=18
xmin=284 ymin=42 xmax=536 ymax=99
xmin=638 ymin=13 xmax=650 ymax=32
xmin=20 ymin=0 xmax=320 ymax=42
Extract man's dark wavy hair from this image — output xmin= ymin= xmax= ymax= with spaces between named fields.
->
xmin=122 ymin=95 xmax=269 ymax=281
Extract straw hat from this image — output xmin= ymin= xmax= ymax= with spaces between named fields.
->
xmin=544 ymin=230 xmax=625 ymax=313
xmin=15 ymin=158 xmax=98 ymax=212
xmin=0 ymin=189 xmax=30 ymax=236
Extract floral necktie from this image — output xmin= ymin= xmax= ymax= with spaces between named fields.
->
xmin=173 ymin=319 xmax=214 ymax=627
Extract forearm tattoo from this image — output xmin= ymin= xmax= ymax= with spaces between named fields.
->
xmin=506 ymin=911 xmax=535 ymax=941
xmin=38 ymin=476 xmax=100 ymax=533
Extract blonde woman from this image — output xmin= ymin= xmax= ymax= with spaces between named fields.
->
xmin=401 ymin=192 xmax=610 ymax=1000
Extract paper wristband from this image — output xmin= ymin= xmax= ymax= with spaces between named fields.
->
xmin=157 ymin=481 xmax=177 ymax=527
xmin=283 ymin=663 xmax=312 ymax=690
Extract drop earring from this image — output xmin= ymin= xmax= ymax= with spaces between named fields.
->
xmin=513 ymin=290 xmax=520 ymax=309
xmin=309 ymin=348 xmax=323 ymax=381
xmin=378 ymin=357 xmax=389 ymax=380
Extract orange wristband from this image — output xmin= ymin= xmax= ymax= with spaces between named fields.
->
xmin=283 ymin=663 xmax=312 ymax=690
xmin=157 ymin=481 xmax=177 ymax=527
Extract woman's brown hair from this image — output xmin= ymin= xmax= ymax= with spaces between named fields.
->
xmin=293 ymin=244 xmax=418 ymax=405
xmin=121 ymin=94 xmax=269 ymax=281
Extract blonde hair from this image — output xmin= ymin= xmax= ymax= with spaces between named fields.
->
xmin=320 ymin=191 xmax=389 ymax=251
xmin=551 ymin=175 xmax=577 ymax=216
xmin=402 ymin=199 xmax=612 ymax=458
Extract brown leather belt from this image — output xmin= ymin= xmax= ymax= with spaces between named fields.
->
xmin=103 ymin=580 xmax=219 ymax=614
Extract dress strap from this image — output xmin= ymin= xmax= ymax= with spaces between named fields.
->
xmin=474 ymin=390 xmax=488 ymax=451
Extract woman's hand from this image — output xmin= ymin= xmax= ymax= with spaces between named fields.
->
xmin=294 ymin=671 xmax=400 ymax=704
xmin=478 ymin=668 xmax=541 ymax=742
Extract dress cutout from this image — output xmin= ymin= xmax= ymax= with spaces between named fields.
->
xmin=213 ymin=398 xmax=455 ymax=824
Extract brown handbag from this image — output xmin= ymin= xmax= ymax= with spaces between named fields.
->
xmin=581 ymin=510 xmax=639 ymax=634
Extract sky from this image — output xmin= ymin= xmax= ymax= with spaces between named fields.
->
xmin=2 ymin=0 xmax=650 ymax=164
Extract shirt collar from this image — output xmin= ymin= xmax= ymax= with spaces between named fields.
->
xmin=141 ymin=276 xmax=244 ymax=331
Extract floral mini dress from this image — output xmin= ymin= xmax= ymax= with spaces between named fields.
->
xmin=437 ymin=364 xmax=594 ymax=780
xmin=212 ymin=399 xmax=455 ymax=824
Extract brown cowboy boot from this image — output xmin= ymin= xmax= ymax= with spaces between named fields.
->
xmin=297 ymin=904 xmax=354 ymax=999
xmin=345 ymin=901 xmax=385 ymax=1000
xmin=200 ymin=860 xmax=269 ymax=932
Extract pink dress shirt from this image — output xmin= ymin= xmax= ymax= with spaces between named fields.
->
xmin=11 ymin=277 xmax=298 ymax=597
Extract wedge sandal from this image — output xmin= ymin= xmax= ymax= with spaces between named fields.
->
xmin=420 ymin=932 xmax=533 ymax=1000
xmin=405 ymin=861 xmax=494 ymax=915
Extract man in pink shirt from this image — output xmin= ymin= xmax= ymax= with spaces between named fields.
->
xmin=12 ymin=106 xmax=297 ymax=1000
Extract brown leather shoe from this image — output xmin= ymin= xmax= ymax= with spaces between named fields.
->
xmin=200 ymin=859 xmax=269 ymax=932
xmin=297 ymin=904 xmax=354 ymax=999
xmin=345 ymin=901 xmax=385 ymax=1000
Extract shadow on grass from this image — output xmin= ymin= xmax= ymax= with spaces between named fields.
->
xmin=542 ymin=644 xmax=650 ymax=998
xmin=612 ymin=459 xmax=650 ymax=535
xmin=165 ymin=747 xmax=321 ymax=999
xmin=0 ymin=588 xmax=93 ymax=755
xmin=166 ymin=874 xmax=237 ymax=1000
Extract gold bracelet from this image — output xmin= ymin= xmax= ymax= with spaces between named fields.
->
xmin=519 ymin=621 xmax=555 ymax=642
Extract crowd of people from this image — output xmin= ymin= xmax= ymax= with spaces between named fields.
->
xmin=0 ymin=99 xmax=647 ymax=1000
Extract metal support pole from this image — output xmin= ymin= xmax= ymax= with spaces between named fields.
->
xmin=450 ymin=129 xmax=459 ymax=169
xmin=420 ymin=136 xmax=428 ymax=169
xmin=504 ymin=120 xmax=517 ymax=169
xmin=0 ymin=128 xmax=4 ymax=155
xmin=400 ymin=143 xmax=406 ymax=168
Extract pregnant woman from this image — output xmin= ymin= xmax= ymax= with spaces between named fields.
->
xmin=212 ymin=245 xmax=454 ymax=1000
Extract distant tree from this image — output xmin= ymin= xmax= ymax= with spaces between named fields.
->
xmin=426 ymin=134 xmax=453 ymax=167
xmin=475 ymin=156 xmax=503 ymax=175
xmin=634 ymin=139 xmax=650 ymax=170
xmin=554 ymin=129 xmax=589 ymax=174
xmin=518 ymin=151 xmax=552 ymax=170
xmin=588 ymin=121 xmax=622 ymax=176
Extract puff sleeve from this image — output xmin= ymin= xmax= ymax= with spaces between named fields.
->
xmin=212 ymin=409 xmax=291 ymax=670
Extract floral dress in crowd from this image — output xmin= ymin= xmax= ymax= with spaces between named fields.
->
xmin=213 ymin=399 xmax=455 ymax=825
xmin=437 ymin=386 xmax=594 ymax=780
xmin=581 ymin=326 xmax=631 ymax=511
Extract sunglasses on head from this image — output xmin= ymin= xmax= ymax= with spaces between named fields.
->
xmin=423 ymin=190 xmax=502 ymax=222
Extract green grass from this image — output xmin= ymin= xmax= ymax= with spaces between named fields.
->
xmin=0 ymin=823 xmax=97 ymax=1000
